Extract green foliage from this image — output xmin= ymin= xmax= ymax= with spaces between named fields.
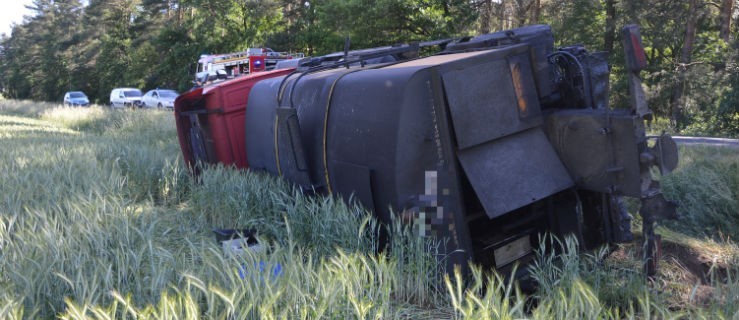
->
xmin=154 ymin=26 xmax=202 ymax=92
xmin=314 ymin=0 xmax=474 ymax=50
xmin=542 ymin=0 xmax=605 ymax=49
xmin=3 ymin=0 xmax=739 ymax=137
xmin=687 ymin=67 xmax=739 ymax=137
xmin=661 ymin=146 xmax=739 ymax=240
xmin=0 ymin=0 xmax=476 ymax=103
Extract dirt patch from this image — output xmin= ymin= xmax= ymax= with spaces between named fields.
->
xmin=607 ymin=236 xmax=734 ymax=308
xmin=619 ymin=235 xmax=730 ymax=283
xmin=661 ymin=241 xmax=714 ymax=284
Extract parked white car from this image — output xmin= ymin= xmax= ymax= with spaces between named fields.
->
xmin=109 ymin=88 xmax=143 ymax=108
xmin=63 ymin=91 xmax=90 ymax=107
xmin=142 ymin=89 xmax=179 ymax=109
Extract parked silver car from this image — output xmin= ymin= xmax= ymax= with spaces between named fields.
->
xmin=63 ymin=91 xmax=90 ymax=107
xmin=142 ymin=89 xmax=179 ymax=109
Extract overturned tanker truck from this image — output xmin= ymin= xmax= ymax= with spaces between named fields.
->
xmin=175 ymin=24 xmax=678 ymax=277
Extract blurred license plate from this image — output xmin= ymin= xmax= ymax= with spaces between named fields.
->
xmin=494 ymin=235 xmax=532 ymax=267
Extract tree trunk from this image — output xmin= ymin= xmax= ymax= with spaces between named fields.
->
xmin=720 ymin=0 xmax=733 ymax=42
xmin=681 ymin=0 xmax=698 ymax=64
xmin=478 ymin=0 xmax=492 ymax=34
xmin=499 ymin=0 xmax=508 ymax=30
xmin=531 ymin=0 xmax=540 ymax=24
xmin=604 ymin=0 xmax=616 ymax=53
xmin=670 ymin=0 xmax=698 ymax=129
xmin=514 ymin=0 xmax=530 ymax=27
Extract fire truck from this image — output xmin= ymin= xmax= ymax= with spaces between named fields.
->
xmin=195 ymin=48 xmax=304 ymax=84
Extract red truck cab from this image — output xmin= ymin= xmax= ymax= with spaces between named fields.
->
xmin=174 ymin=68 xmax=295 ymax=170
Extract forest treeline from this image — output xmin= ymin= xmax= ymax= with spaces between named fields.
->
xmin=0 ymin=0 xmax=738 ymax=136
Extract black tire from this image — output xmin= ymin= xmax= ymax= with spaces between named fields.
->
xmin=157 ymin=103 xmax=163 ymax=108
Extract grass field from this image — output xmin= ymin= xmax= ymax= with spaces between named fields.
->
xmin=1 ymin=100 xmax=738 ymax=319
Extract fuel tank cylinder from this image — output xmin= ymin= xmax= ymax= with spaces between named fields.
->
xmin=246 ymin=44 xmax=575 ymax=266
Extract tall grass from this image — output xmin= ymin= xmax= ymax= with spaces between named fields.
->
xmin=0 ymin=102 xmax=449 ymax=318
xmin=661 ymin=146 xmax=739 ymax=240
xmin=0 ymin=99 xmax=64 ymax=116
xmin=2 ymin=100 xmax=739 ymax=319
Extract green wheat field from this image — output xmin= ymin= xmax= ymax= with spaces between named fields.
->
xmin=1 ymin=99 xmax=738 ymax=319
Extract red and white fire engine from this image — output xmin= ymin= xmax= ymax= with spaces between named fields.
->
xmin=196 ymin=48 xmax=303 ymax=82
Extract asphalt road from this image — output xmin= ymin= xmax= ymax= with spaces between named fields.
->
xmin=672 ymin=136 xmax=739 ymax=148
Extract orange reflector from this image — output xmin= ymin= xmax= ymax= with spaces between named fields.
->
xmin=510 ymin=62 xmax=529 ymax=117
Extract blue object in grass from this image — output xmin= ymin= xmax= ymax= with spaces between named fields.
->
xmin=238 ymin=262 xmax=283 ymax=280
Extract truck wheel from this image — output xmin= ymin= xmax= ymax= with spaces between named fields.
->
xmin=157 ymin=103 xmax=163 ymax=108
